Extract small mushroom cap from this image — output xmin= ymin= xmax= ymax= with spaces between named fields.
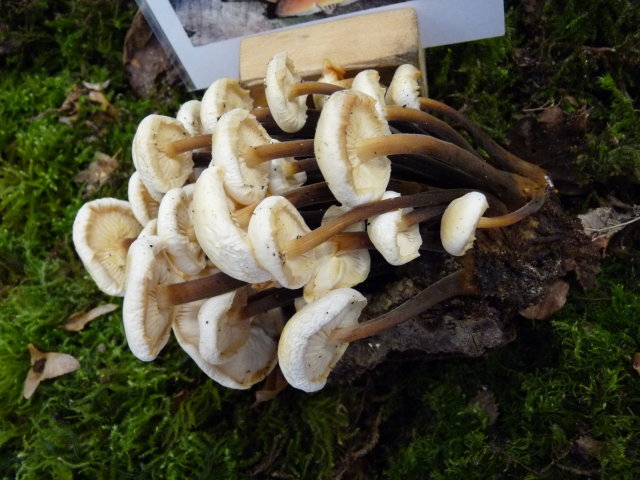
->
xmin=264 ymin=52 xmax=307 ymax=133
xmin=268 ymin=156 xmax=307 ymax=195
xmin=351 ymin=69 xmax=388 ymax=121
xmin=122 ymin=235 xmax=175 ymax=361
xmin=247 ymin=195 xmax=315 ymax=289
xmin=132 ymin=114 xmax=194 ymax=194
xmin=23 ymin=344 xmax=81 ymax=399
xmin=157 ymin=183 xmax=206 ymax=276
xmin=172 ymin=298 xmax=277 ymax=389
xmin=385 ymin=64 xmax=422 ymax=110
xmin=314 ymin=89 xmax=391 ymax=207
xmin=176 ymin=99 xmax=204 ymax=136
xmin=192 ymin=165 xmax=272 ymax=283
xmin=198 ymin=289 xmax=280 ymax=374
xmin=211 ymin=108 xmax=271 ymax=205
xmin=313 ymin=58 xmax=346 ymax=110
xmin=440 ymin=191 xmax=489 ymax=256
xmin=200 ymin=78 xmax=253 ymax=133
xmin=303 ymin=205 xmax=370 ymax=302
xmin=72 ymin=198 xmax=142 ymax=296
xmin=367 ymin=191 xmax=422 ymax=265
xmin=278 ymin=288 xmax=367 ymax=392
xmin=128 ymin=171 xmax=161 ymax=226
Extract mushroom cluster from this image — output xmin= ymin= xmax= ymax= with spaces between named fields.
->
xmin=73 ymin=52 xmax=552 ymax=393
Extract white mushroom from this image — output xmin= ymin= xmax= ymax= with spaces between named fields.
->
xmin=268 ymin=157 xmax=308 ymax=195
xmin=128 ymin=171 xmax=161 ymax=225
xmin=278 ymin=288 xmax=367 ymax=392
xmin=72 ymin=197 xmax=142 ymax=296
xmin=247 ymin=195 xmax=316 ymax=289
xmin=351 ymin=69 xmax=388 ymax=121
xmin=440 ymin=191 xmax=489 ymax=256
xmin=367 ymin=191 xmax=422 ymax=265
xmin=264 ymin=52 xmax=309 ymax=133
xmin=385 ymin=64 xmax=422 ymax=110
xmin=176 ymin=99 xmax=204 ymax=136
xmin=200 ymin=78 xmax=253 ymax=133
xmin=192 ymin=165 xmax=272 ymax=283
xmin=314 ymin=90 xmax=391 ymax=207
xmin=132 ymin=114 xmax=195 ymax=194
xmin=157 ymin=183 xmax=206 ymax=276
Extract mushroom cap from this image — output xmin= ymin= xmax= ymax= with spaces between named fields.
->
xmin=200 ymin=78 xmax=253 ymax=134
xmin=176 ymin=99 xmax=204 ymax=136
xmin=132 ymin=114 xmax=194 ymax=194
xmin=121 ymin=234 xmax=175 ymax=361
xmin=440 ymin=191 xmax=489 ymax=256
xmin=278 ymin=288 xmax=367 ymax=392
xmin=268 ymin=156 xmax=307 ymax=196
xmin=210 ymin=108 xmax=272 ymax=205
xmin=314 ymin=89 xmax=391 ymax=207
xmin=72 ymin=197 xmax=142 ymax=297
xmin=172 ymin=298 xmax=277 ymax=389
xmin=312 ymin=58 xmax=346 ymax=110
xmin=264 ymin=52 xmax=307 ymax=133
xmin=367 ymin=191 xmax=422 ymax=265
xmin=247 ymin=195 xmax=316 ymax=289
xmin=198 ymin=289 xmax=280 ymax=372
xmin=351 ymin=69 xmax=388 ymax=121
xmin=192 ymin=165 xmax=272 ymax=283
xmin=128 ymin=171 xmax=161 ymax=226
xmin=385 ymin=64 xmax=422 ymax=110
xmin=157 ymin=183 xmax=206 ymax=276
xmin=303 ymin=205 xmax=370 ymax=302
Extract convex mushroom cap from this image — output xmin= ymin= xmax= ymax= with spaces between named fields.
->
xmin=385 ymin=64 xmax=422 ymax=110
xmin=73 ymin=197 xmax=142 ymax=296
xmin=200 ymin=78 xmax=253 ymax=133
xmin=314 ymin=90 xmax=391 ymax=207
xmin=367 ymin=191 xmax=422 ymax=265
xmin=176 ymin=99 xmax=204 ymax=136
xmin=440 ymin=191 xmax=489 ymax=256
xmin=132 ymin=114 xmax=194 ymax=194
xmin=192 ymin=165 xmax=272 ymax=283
xmin=278 ymin=288 xmax=367 ymax=392
xmin=264 ymin=52 xmax=308 ymax=133
xmin=128 ymin=171 xmax=161 ymax=226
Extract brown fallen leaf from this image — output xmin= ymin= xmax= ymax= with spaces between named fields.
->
xmin=74 ymin=150 xmax=120 ymax=195
xmin=62 ymin=303 xmax=118 ymax=332
xmin=252 ymin=366 xmax=288 ymax=406
xmin=519 ymin=279 xmax=570 ymax=320
xmin=632 ymin=353 xmax=640 ymax=375
xmin=469 ymin=389 xmax=499 ymax=425
xmin=23 ymin=344 xmax=81 ymax=399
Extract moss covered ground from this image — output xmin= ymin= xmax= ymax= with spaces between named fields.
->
xmin=1 ymin=0 xmax=639 ymax=478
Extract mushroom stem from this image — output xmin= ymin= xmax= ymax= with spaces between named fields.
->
xmin=285 ymin=189 xmax=472 ymax=258
xmin=232 ymin=181 xmax=333 ymax=229
xmin=397 ymin=205 xmax=447 ymax=230
xmin=157 ymin=271 xmax=246 ymax=308
xmin=356 ymin=133 xmax=535 ymax=205
xmin=476 ymin=187 xmax=546 ymax=228
xmin=243 ymin=139 xmax=315 ymax=168
xmin=418 ymin=97 xmax=549 ymax=187
xmin=287 ymin=81 xmax=344 ymax=101
xmin=385 ymin=105 xmax=477 ymax=155
xmin=239 ymin=287 xmax=301 ymax=320
xmin=330 ymin=268 xmax=477 ymax=343
xmin=165 ymin=134 xmax=212 ymax=157
xmin=329 ymin=232 xmax=375 ymax=251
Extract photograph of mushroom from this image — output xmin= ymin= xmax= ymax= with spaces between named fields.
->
xmin=168 ymin=0 xmax=409 ymax=47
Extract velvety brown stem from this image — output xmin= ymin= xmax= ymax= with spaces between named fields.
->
xmin=243 ymin=139 xmax=315 ymax=168
xmin=398 ymin=205 xmax=447 ymax=229
xmin=386 ymin=105 xmax=477 ymax=155
xmin=287 ymin=81 xmax=345 ymax=100
xmin=240 ymin=287 xmax=301 ymax=320
xmin=165 ymin=134 xmax=212 ymax=156
xmin=157 ymin=272 xmax=246 ymax=307
xmin=357 ymin=133 xmax=534 ymax=206
xmin=285 ymin=189 xmax=472 ymax=258
xmin=419 ymin=97 xmax=549 ymax=187
xmin=330 ymin=232 xmax=374 ymax=251
xmin=331 ymin=268 xmax=477 ymax=343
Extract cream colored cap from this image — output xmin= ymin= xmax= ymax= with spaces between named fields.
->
xmin=264 ymin=52 xmax=307 ymax=133
xmin=440 ymin=191 xmax=489 ymax=256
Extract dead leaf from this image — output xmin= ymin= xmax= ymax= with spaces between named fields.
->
xmin=74 ymin=151 xmax=120 ymax=195
xmin=83 ymin=79 xmax=110 ymax=91
xmin=252 ymin=366 xmax=288 ymax=406
xmin=632 ymin=353 xmax=640 ymax=375
xmin=469 ymin=389 xmax=499 ymax=425
xmin=62 ymin=303 xmax=118 ymax=332
xmin=87 ymin=90 xmax=117 ymax=117
xmin=23 ymin=344 xmax=80 ymax=399
xmin=575 ymin=435 xmax=603 ymax=457
xmin=578 ymin=206 xmax=640 ymax=255
xmin=519 ymin=279 xmax=570 ymax=320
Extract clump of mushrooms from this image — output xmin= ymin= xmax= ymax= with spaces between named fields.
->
xmin=72 ymin=52 xmax=559 ymax=394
